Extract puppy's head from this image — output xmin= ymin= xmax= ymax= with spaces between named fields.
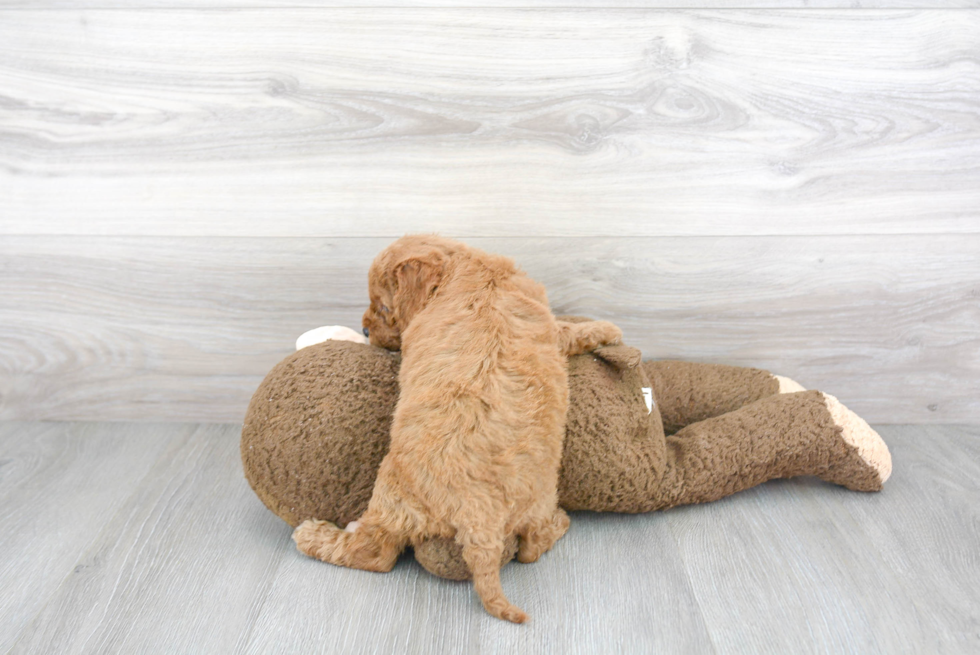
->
xmin=362 ymin=235 xmax=457 ymax=350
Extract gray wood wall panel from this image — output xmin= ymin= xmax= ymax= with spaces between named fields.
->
xmin=1 ymin=8 xmax=977 ymax=423
xmin=1 ymin=235 xmax=977 ymax=423
xmin=1 ymin=10 xmax=977 ymax=237
xmin=1 ymin=1 xmax=977 ymax=8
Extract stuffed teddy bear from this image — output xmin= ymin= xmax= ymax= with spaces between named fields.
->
xmin=242 ymin=319 xmax=891 ymax=580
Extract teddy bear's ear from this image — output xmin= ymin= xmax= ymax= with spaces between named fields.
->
xmin=593 ymin=344 xmax=643 ymax=370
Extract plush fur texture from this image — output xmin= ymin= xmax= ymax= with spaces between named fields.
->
xmin=244 ymin=335 xmax=892 ymax=582
xmin=292 ymin=236 xmax=619 ymax=623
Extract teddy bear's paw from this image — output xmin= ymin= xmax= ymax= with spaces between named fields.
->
xmin=774 ymin=374 xmax=806 ymax=393
xmin=822 ymin=393 xmax=892 ymax=489
xmin=292 ymin=518 xmax=341 ymax=560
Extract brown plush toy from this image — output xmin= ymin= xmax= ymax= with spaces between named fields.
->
xmin=242 ymin=319 xmax=892 ymax=580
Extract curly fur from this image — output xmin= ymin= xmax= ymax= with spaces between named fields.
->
xmin=293 ymin=235 xmax=619 ymax=623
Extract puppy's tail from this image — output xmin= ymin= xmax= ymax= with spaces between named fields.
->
xmin=557 ymin=319 xmax=622 ymax=357
xmin=459 ymin=535 xmax=528 ymax=623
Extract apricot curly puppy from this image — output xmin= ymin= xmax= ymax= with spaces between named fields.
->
xmin=293 ymin=235 xmax=620 ymax=623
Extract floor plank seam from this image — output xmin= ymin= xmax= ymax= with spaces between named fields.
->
xmin=232 ymin=547 xmax=290 ymax=655
xmin=663 ymin=513 xmax=720 ymax=655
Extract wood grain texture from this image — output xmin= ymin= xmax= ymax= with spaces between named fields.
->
xmin=2 ymin=422 xmax=978 ymax=653
xmin=2 ymin=1 xmax=977 ymax=8
xmin=663 ymin=424 xmax=980 ymax=654
xmin=0 ymin=422 xmax=181 ymax=655
xmin=666 ymin=489 xmax=882 ymax=653
xmin=8 ymin=423 xmax=288 ymax=655
xmin=243 ymin=512 xmax=713 ymax=654
xmin=827 ymin=424 xmax=980 ymax=653
xmin=1 ymin=10 xmax=977 ymax=237
xmin=2 ymin=234 xmax=977 ymax=423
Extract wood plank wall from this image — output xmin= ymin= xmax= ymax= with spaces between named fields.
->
xmin=1 ymin=4 xmax=978 ymax=423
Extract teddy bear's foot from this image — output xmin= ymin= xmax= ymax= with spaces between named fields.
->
xmin=819 ymin=393 xmax=892 ymax=491
xmin=774 ymin=374 xmax=806 ymax=393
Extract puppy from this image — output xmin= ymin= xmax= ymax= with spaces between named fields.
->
xmin=293 ymin=235 xmax=621 ymax=623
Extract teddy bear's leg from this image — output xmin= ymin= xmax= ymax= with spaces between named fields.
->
xmin=656 ymin=390 xmax=892 ymax=510
xmin=292 ymin=511 xmax=406 ymax=573
xmin=516 ymin=506 xmax=570 ymax=564
xmin=556 ymin=320 xmax=622 ymax=357
xmin=643 ymin=360 xmax=805 ymax=434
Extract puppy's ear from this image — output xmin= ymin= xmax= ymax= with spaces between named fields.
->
xmin=393 ymin=251 xmax=445 ymax=321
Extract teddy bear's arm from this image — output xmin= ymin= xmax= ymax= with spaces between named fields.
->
xmin=643 ymin=360 xmax=804 ymax=435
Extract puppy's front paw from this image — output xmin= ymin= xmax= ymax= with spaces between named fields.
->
xmin=293 ymin=519 xmax=339 ymax=559
xmin=593 ymin=320 xmax=622 ymax=346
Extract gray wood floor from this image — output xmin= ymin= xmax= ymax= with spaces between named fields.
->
xmin=1 ymin=421 xmax=977 ymax=654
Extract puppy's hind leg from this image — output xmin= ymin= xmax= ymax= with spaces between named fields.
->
xmin=517 ymin=507 xmax=570 ymax=564
xmin=458 ymin=530 xmax=528 ymax=624
xmin=293 ymin=511 xmax=405 ymax=573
